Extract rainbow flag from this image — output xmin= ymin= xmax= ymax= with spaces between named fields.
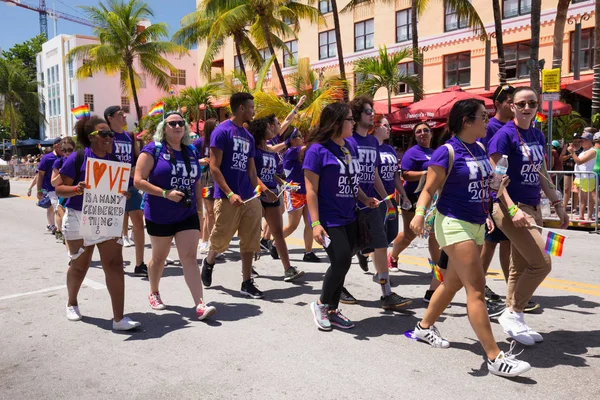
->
xmin=168 ymin=86 xmax=175 ymax=95
xmin=201 ymin=186 xmax=212 ymax=199
xmin=544 ymin=231 xmax=565 ymax=257
xmin=535 ymin=112 xmax=547 ymax=123
xmin=148 ymin=102 xmax=164 ymax=116
xmin=385 ymin=207 xmax=396 ymax=221
xmin=428 ymin=258 xmax=444 ymax=282
xmin=71 ymin=105 xmax=90 ymax=120
xmin=380 ymin=190 xmax=397 ymax=203
xmin=285 ymin=181 xmax=300 ymax=191
xmin=253 ymin=185 xmax=262 ymax=197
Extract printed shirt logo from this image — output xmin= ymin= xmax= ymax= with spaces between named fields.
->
xmin=231 ymin=135 xmax=251 ymax=172
xmin=113 ymin=139 xmax=132 ymax=164
xmin=170 ymin=161 xmax=198 ymax=190
xmin=335 ymin=158 xmax=360 ymax=198
xmin=260 ymin=153 xmax=277 ymax=183
xmin=465 ymin=155 xmax=493 ymax=203
xmin=379 ymin=152 xmax=398 ymax=182
xmin=356 ymin=146 xmax=377 ymax=184
xmin=519 ymin=141 xmax=544 ymax=186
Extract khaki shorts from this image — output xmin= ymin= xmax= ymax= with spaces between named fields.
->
xmin=434 ymin=212 xmax=485 ymax=248
xmin=209 ymin=197 xmax=261 ymax=253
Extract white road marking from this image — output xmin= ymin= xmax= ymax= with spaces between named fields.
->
xmin=0 ymin=278 xmax=106 ymax=301
xmin=83 ymin=278 xmax=106 ymax=290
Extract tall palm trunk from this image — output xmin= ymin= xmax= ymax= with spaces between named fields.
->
xmin=492 ymin=0 xmax=507 ymax=85
xmin=592 ymin=0 xmax=600 ymax=116
xmin=529 ymin=0 xmax=542 ymax=97
xmin=127 ymin=62 xmax=142 ymax=122
xmin=411 ymin=0 xmax=421 ymax=102
xmin=233 ymin=33 xmax=248 ymax=79
xmin=260 ymin=18 xmax=288 ymax=99
xmin=330 ymin=0 xmax=348 ymax=101
xmin=552 ymin=0 xmax=571 ymax=70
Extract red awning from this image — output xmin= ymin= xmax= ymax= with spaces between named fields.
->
xmin=541 ymin=101 xmax=572 ymax=116
xmin=561 ymin=74 xmax=593 ymax=99
xmin=211 ymin=98 xmax=229 ymax=108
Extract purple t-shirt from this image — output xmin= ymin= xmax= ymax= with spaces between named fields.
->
xmin=378 ymin=143 xmax=398 ymax=195
xmin=193 ymin=137 xmax=210 ymax=158
xmin=37 ymin=151 xmax=58 ymax=192
xmin=255 ymin=148 xmax=278 ymax=189
xmin=112 ymin=131 xmax=135 ymax=184
xmin=267 ymin=135 xmax=284 ymax=175
xmin=210 ymin=120 xmax=255 ymax=199
xmin=141 ymin=142 xmax=200 ymax=224
xmin=428 ymin=137 xmax=493 ymax=225
xmin=480 ymin=117 xmax=505 ymax=149
xmin=303 ymin=140 xmax=360 ymax=228
xmin=347 ymin=131 xmax=380 ymax=210
xmin=60 ymin=148 xmax=113 ymax=211
xmin=52 ymin=156 xmax=66 ymax=172
xmin=283 ymin=146 xmax=306 ymax=194
xmin=488 ymin=120 xmax=546 ymax=206
xmin=401 ymin=145 xmax=434 ymax=195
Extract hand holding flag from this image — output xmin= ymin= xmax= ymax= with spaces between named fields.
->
xmin=243 ymin=186 xmax=262 ymax=203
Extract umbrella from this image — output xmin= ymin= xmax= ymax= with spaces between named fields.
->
xmin=387 ymin=86 xmax=495 ymax=132
xmin=541 ymin=101 xmax=571 ymax=117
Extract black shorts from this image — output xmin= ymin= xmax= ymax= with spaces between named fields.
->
xmin=405 ymin=193 xmax=419 ymax=213
xmin=261 ymin=198 xmax=281 ymax=208
xmin=146 ymin=213 xmax=200 ymax=237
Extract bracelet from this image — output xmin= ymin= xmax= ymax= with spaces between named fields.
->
xmin=311 ymin=220 xmax=321 ymax=228
xmin=508 ymin=205 xmax=519 ymax=218
xmin=226 ymin=191 xmax=234 ymax=199
xmin=292 ymin=109 xmax=297 ymax=114
xmin=162 ymin=189 xmax=167 ymax=198
xmin=415 ymin=205 xmax=427 ymax=213
xmin=37 ymin=189 xmax=43 ymax=193
xmin=551 ymin=200 xmax=562 ymax=208
xmin=74 ymin=186 xmax=79 ymax=193
xmin=415 ymin=210 xmax=425 ymax=216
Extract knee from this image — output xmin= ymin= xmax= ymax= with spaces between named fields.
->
xmin=402 ymin=230 xmax=416 ymax=242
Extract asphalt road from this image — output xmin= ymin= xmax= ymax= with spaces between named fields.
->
xmin=1 ymin=180 xmax=600 ymax=400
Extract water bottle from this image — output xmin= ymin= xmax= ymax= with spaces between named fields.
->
xmin=490 ymin=155 xmax=509 ymax=191
xmin=541 ymin=196 xmax=551 ymax=218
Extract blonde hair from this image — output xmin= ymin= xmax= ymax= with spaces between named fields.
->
xmin=153 ymin=119 xmax=192 ymax=146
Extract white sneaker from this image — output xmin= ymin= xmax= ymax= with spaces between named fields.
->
xmin=122 ymin=236 xmax=134 ymax=248
xmin=165 ymin=257 xmax=175 ymax=266
xmin=498 ymin=309 xmax=535 ymax=346
xmin=66 ymin=304 xmax=82 ymax=321
xmin=112 ymin=316 xmax=141 ymax=331
xmin=198 ymin=242 xmax=209 ymax=253
xmin=524 ymin=325 xmax=543 ymax=343
xmin=414 ymin=323 xmax=450 ymax=348
xmin=488 ymin=341 xmax=532 ymax=377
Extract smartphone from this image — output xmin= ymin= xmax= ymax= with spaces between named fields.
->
xmin=322 ymin=234 xmax=331 ymax=248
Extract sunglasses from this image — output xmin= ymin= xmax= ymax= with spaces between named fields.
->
xmin=167 ymin=120 xmax=186 ymax=127
xmin=363 ymin=109 xmax=375 ymax=115
xmin=62 ymin=147 xmax=74 ymax=153
xmin=475 ymin=113 xmax=490 ymax=122
xmin=344 ymin=118 xmax=355 ymax=124
xmin=340 ymin=146 xmax=352 ymax=164
xmin=415 ymin=128 xmax=431 ymax=134
xmin=292 ymin=134 xmax=303 ymax=140
xmin=514 ymin=101 xmax=539 ymax=110
xmin=90 ymin=130 xmax=115 ymax=138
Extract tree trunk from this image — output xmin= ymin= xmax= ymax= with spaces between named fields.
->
xmin=529 ymin=0 xmax=542 ymax=98
xmin=411 ymin=0 xmax=422 ymax=102
xmin=492 ymin=0 xmax=507 ymax=85
xmin=552 ymin=0 xmax=571 ymax=70
xmin=127 ymin=63 xmax=142 ymax=122
xmin=330 ymin=0 xmax=348 ymax=101
xmin=592 ymin=0 xmax=600 ymax=116
xmin=260 ymin=18 xmax=288 ymax=99
xmin=233 ymin=33 xmax=248 ymax=80
xmin=387 ymin=88 xmax=392 ymax=114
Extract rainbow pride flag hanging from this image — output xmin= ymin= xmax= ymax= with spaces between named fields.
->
xmin=428 ymin=258 xmax=444 ymax=282
xmin=148 ymin=102 xmax=165 ymax=117
xmin=201 ymin=186 xmax=212 ymax=199
xmin=71 ymin=105 xmax=90 ymax=120
xmin=535 ymin=112 xmax=547 ymax=123
xmin=544 ymin=231 xmax=566 ymax=257
xmin=168 ymin=86 xmax=175 ymax=95
xmin=384 ymin=207 xmax=396 ymax=221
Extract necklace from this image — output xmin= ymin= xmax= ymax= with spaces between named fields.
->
xmin=456 ymin=137 xmax=489 ymax=215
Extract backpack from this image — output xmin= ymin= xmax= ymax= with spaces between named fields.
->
xmin=151 ymin=141 xmax=199 ymax=175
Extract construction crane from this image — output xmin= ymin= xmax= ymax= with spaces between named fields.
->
xmin=1 ymin=0 xmax=93 ymax=39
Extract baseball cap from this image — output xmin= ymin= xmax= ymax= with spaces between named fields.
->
xmin=104 ymin=105 xmax=122 ymax=121
xmin=594 ymin=132 xmax=600 ymax=142
xmin=53 ymin=137 xmax=62 ymax=145
xmin=581 ymin=132 xmax=593 ymax=141
xmin=552 ymin=140 xmax=560 ymax=148
xmin=573 ymin=132 xmax=582 ymax=139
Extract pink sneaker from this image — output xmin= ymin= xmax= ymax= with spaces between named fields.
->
xmin=196 ymin=302 xmax=216 ymax=320
xmin=148 ymin=292 xmax=166 ymax=310
xmin=388 ymin=254 xmax=399 ymax=272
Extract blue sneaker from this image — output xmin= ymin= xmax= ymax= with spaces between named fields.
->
xmin=328 ymin=309 xmax=355 ymax=329
xmin=311 ymin=302 xmax=331 ymax=331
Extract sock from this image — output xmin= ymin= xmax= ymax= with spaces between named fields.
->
xmin=379 ymin=271 xmax=392 ymax=296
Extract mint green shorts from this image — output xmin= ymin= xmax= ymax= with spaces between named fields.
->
xmin=434 ymin=212 xmax=485 ymax=248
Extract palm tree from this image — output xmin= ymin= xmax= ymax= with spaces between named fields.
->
xmin=592 ymin=0 xmax=600 ymax=116
xmin=552 ymin=0 xmax=572 ymax=70
xmin=353 ymin=46 xmax=422 ymax=113
xmin=529 ymin=0 xmax=542 ymax=97
xmin=67 ymin=0 xmax=186 ymax=122
xmin=0 ymin=58 xmax=43 ymax=140
xmin=541 ymin=109 xmax=586 ymax=140
xmin=492 ymin=0 xmax=507 ymax=85
xmin=180 ymin=84 xmax=218 ymax=134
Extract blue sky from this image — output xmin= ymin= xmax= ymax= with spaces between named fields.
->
xmin=0 ymin=0 xmax=197 ymax=52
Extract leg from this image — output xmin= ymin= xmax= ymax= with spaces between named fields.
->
xmin=579 ymin=191 xmax=587 ymax=220
xmin=148 ymin=235 xmax=173 ymax=293
xmin=498 ymin=240 xmax=511 ymax=282
xmin=481 ymin=241 xmax=498 ymax=274
xmin=282 ymin=208 xmax=302 ymax=238
xmin=46 ymin=207 xmax=54 ymax=226
xmin=239 ymin=199 xmax=262 ymax=281
xmin=390 ymin=212 xmax=416 ymax=259
xmin=265 ymin=206 xmax=291 ymax=270
xmin=55 ymin=206 xmax=65 ymax=233
xmin=129 ymin=210 xmax=145 ymax=266
xmin=175 ymin=229 xmax=204 ymax=306
xmin=97 ymin=239 xmax=125 ymax=321
xmin=320 ymin=222 xmax=358 ymax=309
xmin=66 ymin=239 xmax=94 ymax=306
xmin=563 ymin=175 xmax=572 ymax=209
xmin=427 ymin=233 xmax=442 ymax=291
xmin=301 ymin=207 xmax=314 ymax=252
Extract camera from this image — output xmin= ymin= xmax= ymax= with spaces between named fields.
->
xmin=181 ymin=187 xmax=193 ymax=208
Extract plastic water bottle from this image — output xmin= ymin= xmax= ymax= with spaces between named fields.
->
xmin=541 ymin=196 xmax=551 ymax=218
xmin=490 ymin=155 xmax=509 ymax=191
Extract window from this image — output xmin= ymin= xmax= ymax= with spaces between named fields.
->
xmin=40 ymin=72 xmax=44 ymax=84
xmin=234 ymin=54 xmax=247 ymax=72
xmin=354 ymin=19 xmax=374 ymax=52
xmin=69 ymin=95 xmax=74 ymax=110
xmin=259 ymin=48 xmax=272 ymax=61
xmin=396 ymin=9 xmax=412 ymax=43
xmin=397 ymin=62 xmax=415 ymax=93
xmin=282 ymin=15 xmax=294 ymax=25
xmin=170 ymin=69 xmax=186 ymax=85
xmin=68 ymin=60 xmax=73 ymax=78
xmin=503 ymin=0 xmax=532 ymax=19
xmin=319 ymin=30 xmax=337 ymax=60
xmin=283 ymin=40 xmax=298 ymax=68
xmin=572 ymin=0 xmax=589 ymax=3
xmin=445 ymin=1 xmax=468 ymax=32
xmin=444 ymin=52 xmax=471 ymax=87
xmin=121 ymin=97 xmax=130 ymax=114
xmin=504 ymin=41 xmax=531 ymax=80
xmin=570 ymin=28 xmax=595 ymax=72
xmin=84 ymin=94 xmax=94 ymax=112
xmin=319 ymin=0 xmax=332 ymax=14
xmin=139 ymin=74 xmax=147 ymax=89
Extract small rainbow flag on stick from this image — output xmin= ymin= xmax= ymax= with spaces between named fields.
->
xmin=428 ymin=258 xmax=444 ymax=282
xmin=71 ymin=105 xmax=90 ymax=120
xmin=201 ymin=186 xmax=212 ymax=199
xmin=384 ymin=207 xmax=396 ymax=222
xmin=148 ymin=102 xmax=165 ymax=117
xmin=243 ymin=185 xmax=262 ymax=203
xmin=535 ymin=112 xmax=547 ymax=123
xmin=544 ymin=231 xmax=566 ymax=257
xmin=379 ymin=190 xmax=397 ymax=203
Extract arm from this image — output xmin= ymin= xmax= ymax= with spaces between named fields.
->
xmin=409 ymin=165 xmax=446 ymax=236
xmin=374 ymin=168 xmax=393 ymax=209
xmin=540 ymin=159 xmax=569 ymax=229
xmin=55 ymin=175 xmax=86 ymax=198
xmin=394 ymin=171 xmax=412 ymax=210
xmin=195 ymin=177 xmax=203 ymax=215
xmin=36 ymin=169 xmax=45 ymax=199
xmin=279 ymin=95 xmax=306 ymax=135
xmin=402 ymin=170 xmax=426 ymax=182
xmin=27 ymin=175 xmax=38 ymax=196
xmin=266 ymin=142 xmax=287 ymax=154
xmin=51 ymin=168 xmax=62 ymax=188
xmin=247 ymin=157 xmax=259 ymax=190
xmin=133 ymin=152 xmax=184 ymax=202
xmin=305 ymin=169 xmax=327 ymax=246
xmin=571 ymin=149 xmax=595 ymax=165
xmin=559 ymin=145 xmax=570 ymax=162
xmin=209 ymin=147 xmax=243 ymax=207
xmin=490 ymin=153 xmax=528 ymax=228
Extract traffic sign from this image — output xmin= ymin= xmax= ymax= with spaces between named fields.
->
xmin=542 ymin=93 xmax=561 ymax=102
xmin=11 ymin=139 xmax=16 ymax=146
xmin=542 ymin=68 xmax=561 ymax=93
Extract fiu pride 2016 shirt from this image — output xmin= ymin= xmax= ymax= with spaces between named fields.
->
xmin=37 ymin=151 xmax=58 ymax=192
xmin=210 ymin=120 xmax=256 ymax=200
xmin=255 ymin=148 xmax=278 ymax=189
xmin=488 ymin=120 xmax=546 ymax=206
xmin=303 ymin=139 xmax=360 ymax=228
xmin=141 ymin=142 xmax=200 ymax=224
xmin=480 ymin=117 xmax=505 ymax=149
xmin=283 ymin=146 xmax=306 ymax=194
xmin=428 ymin=136 xmax=493 ymax=225
xmin=378 ymin=143 xmax=399 ymax=195
xmin=347 ymin=131 xmax=380 ymax=211
xmin=400 ymin=145 xmax=433 ymax=196
xmin=112 ymin=131 xmax=135 ymax=185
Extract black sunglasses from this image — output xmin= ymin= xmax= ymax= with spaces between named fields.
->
xmin=62 ymin=147 xmax=74 ymax=153
xmin=167 ymin=120 xmax=185 ymax=127
xmin=363 ymin=109 xmax=375 ymax=115
xmin=90 ymin=130 xmax=115 ymax=138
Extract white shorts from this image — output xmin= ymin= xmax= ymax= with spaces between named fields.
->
xmin=62 ymin=208 xmax=120 ymax=247
xmin=48 ymin=191 xmax=58 ymax=210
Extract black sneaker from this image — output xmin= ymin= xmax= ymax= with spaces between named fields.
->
xmin=240 ymin=279 xmax=264 ymax=299
xmin=357 ymin=252 xmax=369 ymax=272
xmin=339 ymin=287 xmax=357 ymax=304
xmin=381 ymin=292 xmax=412 ymax=310
xmin=55 ymin=231 xmax=64 ymax=243
xmin=134 ymin=262 xmax=148 ymax=278
xmin=260 ymin=239 xmax=271 ymax=252
xmin=524 ymin=300 xmax=540 ymax=313
xmin=487 ymin=300 xmax=506 ymax=318
xmin=269 ymin=243 xmax=279 ymax=259
xmin=201 ymin=259 xmax=214 ymax=287
xmin=302 ymin=251 xmax=321 ymax=263
xmin=284 ymin=266 xmax=305 ymax=282
xmin=485 ymin=285 xmax=502 ymax=302
xmin=423 ymin=289 xmax=435 ymax=303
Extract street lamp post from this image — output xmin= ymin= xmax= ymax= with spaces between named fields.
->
xmin=568 ymin=13 xmax=591 ymax=81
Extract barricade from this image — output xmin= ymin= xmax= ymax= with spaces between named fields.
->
xmin=12 ymin=163 xmax=39 ymax=179
xmin=546 ymin=170 xmax=598 ymax=233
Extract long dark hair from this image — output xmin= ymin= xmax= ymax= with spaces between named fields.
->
xmin=74 ymin=116 xmax=106 ymax=148
xmin=306 ymin=102 xmax=350 ymax=145
xmin=202 ymin=118 xmax=218 ymax=155
xmin=247 ymin=117 xmax=270 ymax=145
xmin=439 ymin=99 xmax=484 ymax=145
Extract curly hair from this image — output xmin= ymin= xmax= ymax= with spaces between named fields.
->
xmin=349 ymin=95 xmax=374 ymax=123
xmin=73 ymin=116 xmax=106 ymax=148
